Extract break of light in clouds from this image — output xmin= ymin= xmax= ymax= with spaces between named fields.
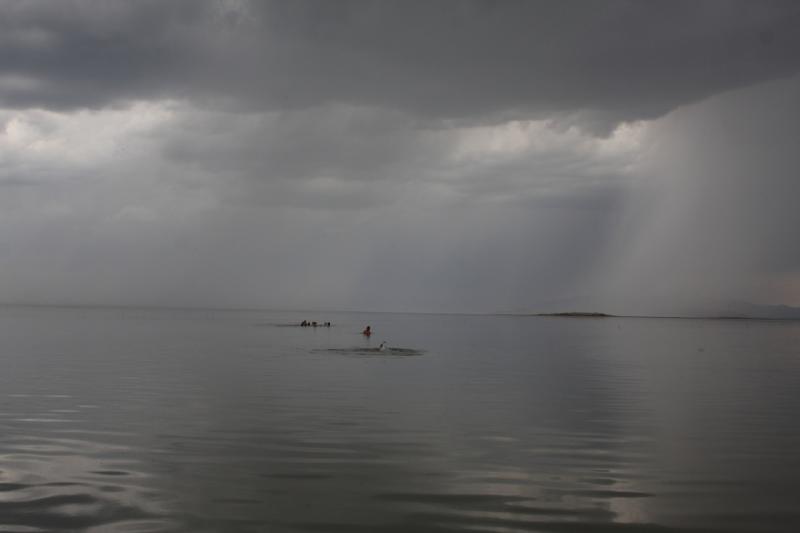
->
xmin=1 ymin=0 xmax=799 ymax=313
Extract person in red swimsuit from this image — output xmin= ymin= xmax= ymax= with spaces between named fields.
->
xmin=362 ymin=325 xmax=372 ymax=336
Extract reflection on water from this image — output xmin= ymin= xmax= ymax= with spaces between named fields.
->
xmin=0 ymin=306 xmax=799 ymax=532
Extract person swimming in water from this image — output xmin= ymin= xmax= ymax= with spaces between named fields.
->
xmin=362 ymin=325 xmax=372 ymax=336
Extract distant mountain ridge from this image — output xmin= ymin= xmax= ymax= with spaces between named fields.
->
xmin=712 ymin=301 xmax=800 ymax=320
xmin=527 ymin=302 xmax=800 ymax=320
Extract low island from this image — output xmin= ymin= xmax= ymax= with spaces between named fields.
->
xmin=534 ymin=312 xmax=615 ymax=318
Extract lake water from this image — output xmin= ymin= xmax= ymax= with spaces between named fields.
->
xmin=0 ymin=306 xmax=798 ymax=532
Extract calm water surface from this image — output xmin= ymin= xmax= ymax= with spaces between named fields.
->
xmin=0 ymin=306 xmax=799 ymax=532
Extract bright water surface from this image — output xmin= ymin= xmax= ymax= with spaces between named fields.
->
xmin=1 ymin=306 xmax=799 ymax=532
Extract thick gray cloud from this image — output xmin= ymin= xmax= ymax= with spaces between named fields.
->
xmin=1 ymin=1 xmax=799 ymax=128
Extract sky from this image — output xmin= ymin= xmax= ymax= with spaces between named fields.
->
xmin=1 ymin=0 xmax=799 ymax=314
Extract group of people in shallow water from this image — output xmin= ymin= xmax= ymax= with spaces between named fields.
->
xmin=298 ymin=321 xmax=375 ymax=337
xmin=300 ymin=320 xmax=331 ymax=327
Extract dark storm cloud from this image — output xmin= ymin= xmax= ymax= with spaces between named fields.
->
xmin=158 ymin=106 xmax=449 ymax=186
xmin=1 ymin=1 xmax=799 ymax=313
xmin=1 ymin=0 xmax=799 ymax=127
xmin=0 ymin=1 xmax=206 ymax=109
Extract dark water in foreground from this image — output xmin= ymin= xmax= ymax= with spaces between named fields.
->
xmin=1 ymin=306 xmax=799 ymax=532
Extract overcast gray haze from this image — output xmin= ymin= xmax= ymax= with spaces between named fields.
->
xmin=1 ymin=0 xmax=799 ymax=315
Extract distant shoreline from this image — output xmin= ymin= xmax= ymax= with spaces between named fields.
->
xmin=535 ymin=312 xmax=614 ymax=318
xmin=531 ymin=312 xmax=800 ymax=321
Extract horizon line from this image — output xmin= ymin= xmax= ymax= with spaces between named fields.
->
xmin=0 ymin=301 xmax=798 ymax=321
